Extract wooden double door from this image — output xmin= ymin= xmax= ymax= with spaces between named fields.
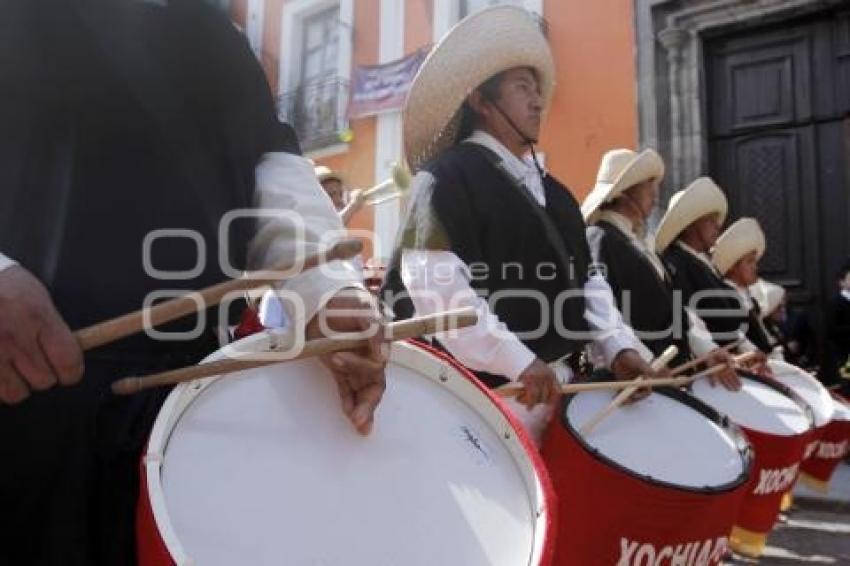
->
xmin=706 ymin=8 xmax=850 ymax=335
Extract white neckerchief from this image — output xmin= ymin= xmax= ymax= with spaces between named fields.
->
xmin=842 ymin=289 xmax=850 ymax=302
xmin=598 ymin=210 xmax=666 ymax=279
xmin=465 ymin=130 xmax=546 ymax=207
xmin=675 ymin=240 xmax=721 ymax=276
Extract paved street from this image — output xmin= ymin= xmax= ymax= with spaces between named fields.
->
xmin=729 ymin=464 xmax=850 ymax=565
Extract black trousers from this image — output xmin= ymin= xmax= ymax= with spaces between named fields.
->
xmin=0 ymin=355 xmax=179 ymax=566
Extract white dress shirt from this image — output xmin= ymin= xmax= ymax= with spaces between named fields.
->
xmin=1 ymin=151 xmax=361 ymax=329
xmin=400 ymin=130 xmax=649 ymax=384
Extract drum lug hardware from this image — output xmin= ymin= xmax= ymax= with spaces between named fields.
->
xmin=503 ymin=430 xmax=511 ymax=440
xmin=439 ymin=369 xmax=449 ymax=383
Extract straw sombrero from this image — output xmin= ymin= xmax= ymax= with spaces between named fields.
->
xmin=314 ymin=165 xmax=346 ymax=185
xmin=654 ymin=177 xmax=728 ymax=253
xmin=749 ymin=278 xmax=785 ymax=318
xmin=710 ymin=217 xmax=766 ymax=276
xmin=403 ymin=6 xmax=554 ymax=172
xmin=581 ymin=148 xmax=665 ymax=223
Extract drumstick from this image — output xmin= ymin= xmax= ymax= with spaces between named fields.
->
xmin=666 ymin=340 xmax=742 ymax=377
xmin=578 ymin=345 xmax=679 ymax=436
xmin=555 ymin=351 xmax=761 ymax=395
xmin=75 ymin=238 xmax=363 ymax=351
xmin=111 ymin=307 xmax=477 ymax=396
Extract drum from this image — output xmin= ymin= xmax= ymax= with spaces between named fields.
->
xmin=691 ymin=372 xmax=813 ymax=557
xmin=799 ymin=394 xmax=850 ymax=493
xmin=541 ymin=387 xmax=751 ymax=566
xmin=768 ymin=360 xmax=835 ymax=459
xmin=766 ymin=360 xmax=835 ymax=511
xmin=137 ymin=339 xmax=554 ymax=565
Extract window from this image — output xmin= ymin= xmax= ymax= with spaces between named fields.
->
xmin=301 ymin=7 xmax=339 ymax=86
xmin=278 ymin=1 xmax=352 ymax=153
xmin=434 ymin=0 xmax=543 ymax=42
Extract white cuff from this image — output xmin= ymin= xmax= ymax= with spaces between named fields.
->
xmin=489 ymin=337 xmax=537 ymax=381
xmin=278 ymin=259 xmax=364 ymax=331
xmin=0 ymin=254 xmax=17 ymax=273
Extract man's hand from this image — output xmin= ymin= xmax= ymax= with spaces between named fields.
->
xmin=0 ymin=266 xmax=84 ymax=403
xmin=743 ymin=350 xmax=773 ymax=378
xmin=705 ymin=348 xmax=742 ymax=391
xmin=611 ymin=349 xmax=668 ymax=403
xmin=306 ymin=288 xmax=387 ymax=435
xmin=516 ymin=359 xmax=559 ymax=410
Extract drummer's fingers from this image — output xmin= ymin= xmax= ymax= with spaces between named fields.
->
xmin=517 ymin=381 xmax=539 ymax=410
xmin=7 ymin=335 xmax=57 ymax=392
xmin=351 ymin=382 xmax=384 ymax=436
xmin=330 ymin=370 xmax=356 ymax=419
xmin=0 ymin=362 xmax=30 ymax=404
xmin=721 ymin=370 xmax=742 ymax=391
xmin=330 ymin=351 xmax=386 ymax=386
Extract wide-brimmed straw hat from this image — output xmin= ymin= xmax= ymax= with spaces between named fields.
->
xmin=710 ymin=217 xmax=766 ymax=276
xmin=581 ymin=148 xmax=665 ymax=223
xmin=749 ymin=278 xmax=785 ymax=317
xmin=654 ymin=177 xmax=728 ymax=253
xmin=403 ymin=6 xmax=555 ymax=172
xmin=314 ymin=165 xmax=346 ymax=185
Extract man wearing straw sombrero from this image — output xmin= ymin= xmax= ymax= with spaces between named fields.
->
xmin=711 ymin=218 xmax=782 ymax=360
xmin=383 ymin=6 xmax=659 ymax=441
xmin=581 ymin=149 xmax=741 ymax=389
xmin=656 ymin=179 xmax=769 ymax=375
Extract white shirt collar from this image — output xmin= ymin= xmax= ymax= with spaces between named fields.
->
xmin=675 ymin=240 xmax=719 ymax=273
xmin=841 ymin=289 xmax=850 ymax=302
xmin=464 ymin=130 xmax=546 ymax=207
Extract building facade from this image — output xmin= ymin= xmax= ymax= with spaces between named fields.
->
xmin=228 ymin=0 xmax=849 ymax=332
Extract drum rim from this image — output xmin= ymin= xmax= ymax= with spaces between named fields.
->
xmin=715 ymin=369 xmax=817 ymax=433
xmin=142 ymin=338 xmax=557 ymax=566
xmin=559 ymin=385 xmax=753 ymax=494
xmin=768 ymin=360 xmax=834 ymax=427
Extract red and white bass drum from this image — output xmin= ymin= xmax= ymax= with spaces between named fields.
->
xmin=137 ymin=338 xmax=555 ymax=565
xmin=542 ymin=386 xmax=752 ymax=566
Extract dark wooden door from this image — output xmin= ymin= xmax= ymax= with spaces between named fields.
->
xmin=706 ymin=9 xmax=850 ymax=334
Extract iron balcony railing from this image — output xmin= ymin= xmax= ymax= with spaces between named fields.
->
xmin=277 ymin=77 xmax=349 ymax=152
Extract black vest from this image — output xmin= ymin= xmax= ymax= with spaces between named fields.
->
xmin=587 ymin=221 xmax=691 ymax=366
xmin=0 ymin=1 xmax=300 ymax=360
xmin=663 ymin=243 xmax=749 ymax=347
xmin=383 ymin=143 xmax=590 ymax=386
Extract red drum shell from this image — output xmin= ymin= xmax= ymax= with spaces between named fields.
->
xmin=691 ymin=371 xmax=812 ymax=553
xmin=542 ymin=387 xmax=750 ymax=566
xmin=734 ymin=426 xmax=807 ymax=532
xmin=799 ymin=395 xmax=850 ymax=489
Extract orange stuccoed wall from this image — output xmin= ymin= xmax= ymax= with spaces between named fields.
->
xmin=539 ymin=0 xmax=638 ymax=200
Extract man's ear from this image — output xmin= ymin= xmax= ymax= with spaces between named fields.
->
xmin=467 ymin=89 xmax=488 ymax=116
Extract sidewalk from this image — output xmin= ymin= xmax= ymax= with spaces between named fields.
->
xmin=794 ymin=462 xmax=850 ymax=508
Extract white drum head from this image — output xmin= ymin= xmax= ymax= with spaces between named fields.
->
xmin=832 ymin=398 xmax=850 ymax=422
xmin=691 ymin=375 xmax=810 ymax=436
xmin=567 ymin=390 xmax=745 ymax=488
xmin=145 ymin=340 xmax=548 ymax=566
xmin=768 ymin=360 xmax=834 ymax=427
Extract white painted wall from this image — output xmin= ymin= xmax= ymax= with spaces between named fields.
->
xmin=372 ymin=0 xmax=405 ymax=262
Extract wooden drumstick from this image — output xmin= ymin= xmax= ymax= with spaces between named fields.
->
xmin=578 ymin=345 xmax=679 ymax=436
xmin=551 ymin=351 xmax=760 ymax=395
xmin=666 ymin=340 xmax=741 ymax=377
xmin=111 ymin=307 xmax=478 ymax=396
xmin=75 ymin=238 xmax=363 ymax=351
